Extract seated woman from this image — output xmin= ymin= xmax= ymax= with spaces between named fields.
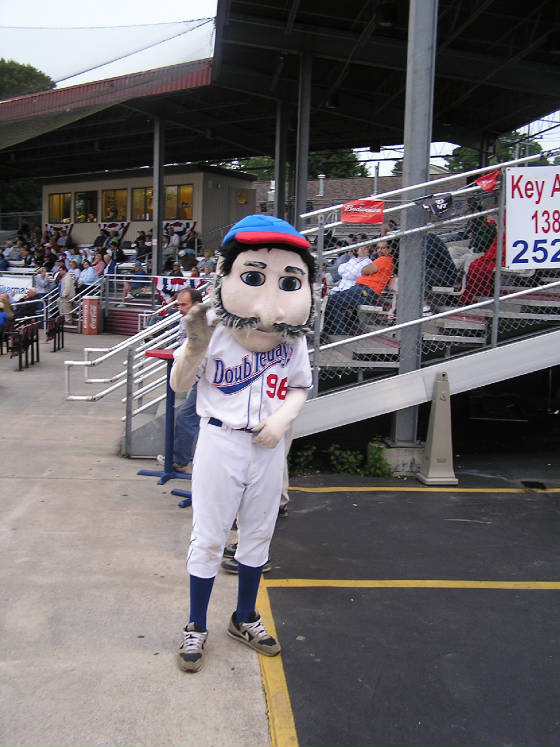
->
xmin=458 ymin=234 xmax=504 ymax=305
xmin=323 ymin=241 xmax=394 ymax=336
xmin=77 ymin=259 xmax=100 ymax=294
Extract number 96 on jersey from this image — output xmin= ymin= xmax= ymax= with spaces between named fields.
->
xmin=506 ymin=166 xmax=560 ymax=269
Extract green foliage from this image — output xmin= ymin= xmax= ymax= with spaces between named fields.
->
xmin=328 ymin=440 xmax=392 ymax=477
xmin=287 ymin=443 xmax=317 ymax=476
xmin=0 ymin=178 xmax=41 ymax=213
xmin=328 ymin=444 xmax=364 ymax=474
xmin=215 ymin=148 xmax=369 ymax=179
xmin=363 ymin=440 xmax=392 ymax=478
xmin=444 ymin=131 xmax=549 ymax=173
xmin=0 ymin=58 xmax=54 ymax=99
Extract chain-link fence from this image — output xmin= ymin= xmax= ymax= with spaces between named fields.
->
xmin=302 ymin=154 xmax=560 ymax=395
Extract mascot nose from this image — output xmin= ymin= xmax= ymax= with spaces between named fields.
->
xmin=255 ymin=292 xmax=286 ymax=328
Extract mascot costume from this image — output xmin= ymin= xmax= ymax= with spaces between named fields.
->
xmin=170 ymin=214 xmax=314 ymax=672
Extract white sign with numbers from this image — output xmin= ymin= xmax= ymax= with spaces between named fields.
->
xmin=506 ymin=166 xmax=560 ymax=269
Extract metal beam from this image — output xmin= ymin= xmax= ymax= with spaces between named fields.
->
xmin=391 ymin=0 xmax=438 ymax=447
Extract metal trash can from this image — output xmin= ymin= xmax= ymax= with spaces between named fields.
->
xmin=82 ymin=296 xmax=100 ymax=335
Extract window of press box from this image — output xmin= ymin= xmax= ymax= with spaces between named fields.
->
xmin=132 ymin=187 xmax=153 ymax=221
xmin=75 ymin=191 xmax=98 ymax=222
xmin=165 ymin=184 xmax=193 ymax=220
xmin=48 ymin=193 xmax=72 ymax=223
xmin=102 ymin=189 xmax=127 ymax=221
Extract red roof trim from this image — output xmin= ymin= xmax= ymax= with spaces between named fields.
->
xmin=0 ymin=58 xmax=214 ymax=121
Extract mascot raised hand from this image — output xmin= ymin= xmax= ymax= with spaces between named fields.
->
xmin=171 ymin=214 xmax=314 ymax=673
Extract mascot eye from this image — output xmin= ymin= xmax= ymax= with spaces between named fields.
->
xmin=279 ymin=276 xmax=302 ymax=291
xmin=240 ymin=271 xmax=265 ymax=287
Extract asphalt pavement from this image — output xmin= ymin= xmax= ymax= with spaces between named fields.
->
xmin=2 ymin=330 xmax=560 ymax=747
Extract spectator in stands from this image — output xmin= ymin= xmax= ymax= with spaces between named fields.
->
xmin=14 ymin=288 xmax=42 ymax=321
xmin=380 ymin=221 xmax=400 ymax=273
xmin=329 ymin=244 xmax=372 ymax=294
xmin=0 ymin=250 xmax=9 ymax=271
xmin=156 ymin=287 xmax=203 ymax=472
xmin=168 ymin=260 xmax=184 ymax=278
xmin=20 ymin=247 xmax=35 ymax=267
xmin=94 ymin=229 xmax=108 ymax=249
xmin=69 ymin=246 xmax=83 ymax=266
xmin=331 ymin=245 xmax=355 ymax=282
xmin=458 ymin=234 xmax=504 ymax=305
xmin=52 ymin=258 xmax=67 ymax=285
xmin=184 ymin=228 xmax=200 ymax=255
xmin=57 ymin=265 xmax=76 ymax=324
xmin=42 ymin=246 xmax=57 ymax=271
xmin=35 ymin=266 xmax=54 ymax=297
xmin=93 ymin=252 xmax=106 ymax=276
xmin=424 ymin=233 xmax=457 ymax=309
xmin=103 ymin=253 xmax=117 ymax=277
xmin=0 ymin=293 xmax=15 ymax=322
xmin=322 ymin=241 xmax=394 ymax=337
xmin=77 ymin=259 xmax=100 ymax=294
xmin=3 ymin=240 xmax=15 ymax=259
xmin=167 ymin=226 xmax=182 ymax=253
xmin=199 ymin=249 xmax=216 ymax=273
xmin=133 ymin=231 xmax=149 ymax=260
xmin=0 ymin=300 xmax=11 ymax=329
xmin=68 ymin=260 xmax=82 ymax=286
xmin=184 ymin=265 xmax=205 ymax=289
xmin=122 ymin=261 xmax=150 ymax=301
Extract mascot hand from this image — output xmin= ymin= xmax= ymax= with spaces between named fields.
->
xmin=185 ymin=302 xmax=214 ymax=355
xmin=251 ymin=412 xmax=288 ymax=449
xmin=170 ymin=302 xmax=215 ymax=393
xmin=251 ymin=388 xmax=309 ymax=448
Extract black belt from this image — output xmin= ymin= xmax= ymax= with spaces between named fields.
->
xmin=208 ymin=417 xmax=254 ymax=433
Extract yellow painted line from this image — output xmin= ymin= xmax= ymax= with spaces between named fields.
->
xmin=257 ymin=585 xmax=299 ymax=747
xmin=263 ymin=578 xmax=560 ymax=590
xmin=291 ymin=485 xmax=560 ymax=493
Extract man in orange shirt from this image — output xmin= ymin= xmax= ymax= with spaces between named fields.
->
xmin=323 ymin=241 xmax=394 ymax=335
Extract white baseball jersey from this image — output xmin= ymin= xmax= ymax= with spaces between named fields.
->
xmin=195 ymin=325 xmax=312 ymax=430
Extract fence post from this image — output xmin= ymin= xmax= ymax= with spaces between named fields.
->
xmin=123 ymin=346 xmax=134 ymax=457
xmin=491 ymin=175 xmax=506 ymax=347
xmin=312 ymin=213 xmax=325 ymax=398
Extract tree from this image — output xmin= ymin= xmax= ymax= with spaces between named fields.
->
xmin=0 ymin=60 xmax=54 ymax=217
xmin=444 ymin=131 xmax=549 ymax=173
xmin=215 ymin=148 xmax=369 ymax=179
xmin=0 ymin=58 xmax=54 ymax=99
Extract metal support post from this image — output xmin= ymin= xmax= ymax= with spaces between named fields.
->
xmin=294 ymin=50 xmax=312 ymax=231
xmin=312 ymin=213 xmax=325 ymax=398
xmin=152 ymin=117 xmax=165 ymax=277
xmin=123 ymin=347 xmax=134 ymax=457
xmin=491 ymin=176 xmax=506 ymax=347
xmin=274 ymin=101 xmax=288 ymax=219
xmin=390 ymin=0 xmax=439 ymax=447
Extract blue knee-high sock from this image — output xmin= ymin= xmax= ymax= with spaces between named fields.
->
xmin=189 ymin=575 xmax=215 ymax=631
xmin=236 ymin=562 xmax=263 ymax=623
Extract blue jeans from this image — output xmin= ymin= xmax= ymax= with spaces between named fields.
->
xmin=324 ymin=285 xmax=379 ymax=335
xmin=174 ymin=382 xmax=200 ymax=466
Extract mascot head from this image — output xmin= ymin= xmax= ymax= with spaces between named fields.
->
xmin=214 ymin=214 xmax=315 ymax=352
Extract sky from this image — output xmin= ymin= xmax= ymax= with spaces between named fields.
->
xmin=1 ymin=0 xmax=559 ymax=176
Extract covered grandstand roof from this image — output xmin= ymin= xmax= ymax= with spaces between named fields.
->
xmin=1 ymin=0 xmax=560 ymax=179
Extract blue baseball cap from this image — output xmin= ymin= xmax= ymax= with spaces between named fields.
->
xmin=222 ymin=214 xmax=310 ymax=250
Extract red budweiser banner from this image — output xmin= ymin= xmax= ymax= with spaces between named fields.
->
xmin=476 ymin=170 xmax=500 ymax=192
xmin=341 ymin=199 xmax=384 ymax=224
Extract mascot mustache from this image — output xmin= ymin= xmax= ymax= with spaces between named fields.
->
xmin=213 ymin=275 xmax=314 ymax=340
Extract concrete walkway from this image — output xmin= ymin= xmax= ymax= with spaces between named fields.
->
xmin=0 ymin=332 xmax=271 ymax=747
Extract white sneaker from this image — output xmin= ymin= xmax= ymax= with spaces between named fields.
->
xmin=177 ymin=622 xmax=208 ymax=672
xmin=227 ymin=612 xmax=280 ymax=656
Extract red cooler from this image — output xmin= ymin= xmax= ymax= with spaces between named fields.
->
xmin=82 ymin=296 xmax=100 ymax=335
